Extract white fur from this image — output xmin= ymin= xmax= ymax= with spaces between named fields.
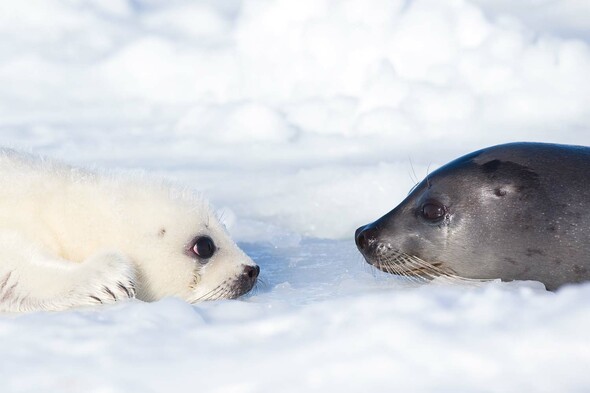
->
xmin=0 ymin=149 xmax=258 ymax=312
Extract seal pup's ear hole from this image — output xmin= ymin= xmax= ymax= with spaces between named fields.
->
xmin=158 ymin=228 xmax=167 ymax=237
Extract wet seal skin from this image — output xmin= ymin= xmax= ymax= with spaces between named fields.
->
xmin=355 ymin=142 xmax=590 ymax=290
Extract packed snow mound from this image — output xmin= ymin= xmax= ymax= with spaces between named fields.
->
xmin=2 ymin=240 xmax=590 ymax=392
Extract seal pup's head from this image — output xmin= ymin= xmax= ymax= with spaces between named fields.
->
xmin=58 ymin=172 xmax=260 ymax=303
xmin=115 ymin=185 xmax=260 ymax=302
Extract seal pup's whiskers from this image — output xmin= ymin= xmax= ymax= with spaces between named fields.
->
xmin=194 ymin=284 xmax=227 ymax=302
xmin=191 ymin=276 xmax=249 ymax=302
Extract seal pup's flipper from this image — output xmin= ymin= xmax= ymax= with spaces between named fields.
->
xmin=0 ymin=231 xmax=135 ymax=312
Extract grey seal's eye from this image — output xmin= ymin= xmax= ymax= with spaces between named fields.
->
xmin=422 ymin=203 xmax=445 ymax=221
xmin=192 ymin=236 xmax=216 ymax=259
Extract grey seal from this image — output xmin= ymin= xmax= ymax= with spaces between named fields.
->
xmin=355 ymin=142 xmax=590 ymax=290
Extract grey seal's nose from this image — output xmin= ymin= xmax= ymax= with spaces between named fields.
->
xmin=355 ymin=225 xmax=378 ymax=252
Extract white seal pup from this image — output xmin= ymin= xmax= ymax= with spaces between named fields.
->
xmin=0 ymin=149 xmax=259 ymax=312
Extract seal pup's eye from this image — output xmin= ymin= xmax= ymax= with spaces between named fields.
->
xmin=191 ymin=236 xmax=216 ymax=259
xmin=421 ymin=203 xmax=446 ymax=221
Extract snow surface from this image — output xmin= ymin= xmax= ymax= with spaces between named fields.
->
xmin=1 ymin=0 xmax=590 ymax=392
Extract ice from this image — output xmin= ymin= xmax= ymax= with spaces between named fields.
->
xmin=1 ymin=241 xmax=589 ymax=392
xmin=0 ymin=0 xmax=590 ymax=391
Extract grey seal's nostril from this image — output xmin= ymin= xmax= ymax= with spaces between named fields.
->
xmin=355 ymin=226 xmax=369 ymax=250
xmin=355 ymin=225 xmax=380 ymax=252
xmin=355 ymin=226 xmax=363 ymax=240
xmin=356 ymin=231 xmax=366 ymax=250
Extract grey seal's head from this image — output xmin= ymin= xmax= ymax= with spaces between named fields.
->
xmin=355 ymin=142 xmax=590 ymax=290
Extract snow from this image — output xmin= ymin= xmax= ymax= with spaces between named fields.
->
xmin=1 ymin=0 xmax=590 ymax=391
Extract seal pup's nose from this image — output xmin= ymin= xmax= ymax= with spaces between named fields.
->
xmin=243 ymin=265 xmax=260 ymax=280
